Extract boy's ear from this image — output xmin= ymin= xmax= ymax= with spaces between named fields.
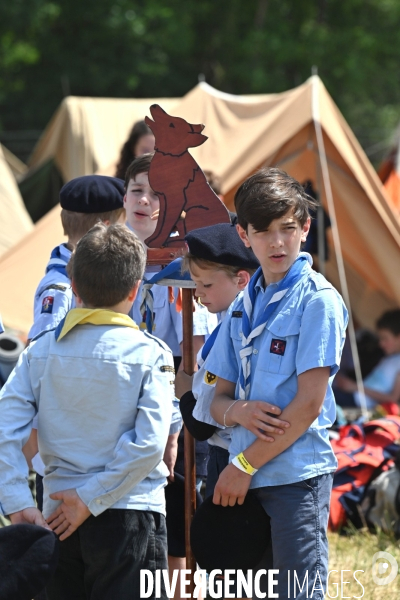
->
xmin=128 ymin=280 xmax=141 ymax=303
xmin=71 ymin=279 xmax=84 ymax=306
xmin=236 ymin=224 xmax=251 ymax=248
xmin=123 ymin=193 xmax=127 ymax=206
xmin=236 ymin=270 xmax=251 ymax=291
xmin=301 ymin=217 xmax=311 ymax=243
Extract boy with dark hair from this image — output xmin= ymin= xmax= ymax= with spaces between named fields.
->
xmin=0 ymin=223 xmax=174 ymax=600
xmin=206 ymin=168 xmax=348 ymax=599
xmin=336 ymin=308 xmax=400 ymax=412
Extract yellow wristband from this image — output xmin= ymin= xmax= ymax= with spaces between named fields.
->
xmin=232 ymin=452 xmax=258 ymax=476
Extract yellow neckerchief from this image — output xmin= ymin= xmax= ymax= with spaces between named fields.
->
xmin=56 ymin=308 xmax=138 ymax=341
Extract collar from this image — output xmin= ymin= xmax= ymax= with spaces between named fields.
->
xmin=56 ymin=308 xmax=138 ymax=341
xmin=254 ymin=252 xmax=313 ymax=293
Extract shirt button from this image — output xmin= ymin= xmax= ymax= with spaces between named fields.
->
xmin=253 ymin=349 xmax=258 ymax=355
xmin=96 ymin=499 xmax=102 ymax=504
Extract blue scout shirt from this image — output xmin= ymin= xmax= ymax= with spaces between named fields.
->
xmin=0 ymin=319 xmax=175 ymax=519
xmin=130 ymin=266 xmax=218 ymax=356
xmin=28 ymin=244 xmax=74 ymax=340
xmin=206 ymin=260 xmax=348 ymax=488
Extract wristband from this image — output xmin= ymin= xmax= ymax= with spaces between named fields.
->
xmin=232 ymin=452 xmax=258 ymax=476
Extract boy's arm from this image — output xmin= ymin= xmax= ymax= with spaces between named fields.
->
xmin=337 ymin=372 xmax=400 ymax=405
xmin=213 ymin=367 xmax=330 ymax=506
xmin=210 ymin=378 xmax=290 ymax=440
xmin=0 ymin=350 xmax=39 ymax=516
xmin=68 ymin=349 xmax=174 ymax=517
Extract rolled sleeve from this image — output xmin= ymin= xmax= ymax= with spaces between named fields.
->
xmin=296 ymin=289 xmax=348 ymax=376
xmin=77 ymin=349 xmax=174 ymax=515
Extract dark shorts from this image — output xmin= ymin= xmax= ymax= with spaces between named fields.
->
xmin=46 ymin=509 xmax=168 ymax=600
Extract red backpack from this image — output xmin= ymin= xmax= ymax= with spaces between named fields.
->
xmin=329 ymin=416 xmax=400 ymax=530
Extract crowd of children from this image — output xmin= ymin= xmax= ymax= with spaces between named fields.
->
xmin=4 ymin=150 xmax=387 ymax=600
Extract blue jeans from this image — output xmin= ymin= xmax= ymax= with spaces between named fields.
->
xmin=252 ymin=473 xmax=334 ymax=600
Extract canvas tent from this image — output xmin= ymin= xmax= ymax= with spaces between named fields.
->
xmin=19 ymin=96 xmax=179 ymax=221
xmin=0 ymin=144 xmax=33 ymax=259
xmin=378 ymin=125 xmax=400 ymax=213
xmin=1 ymin=77 xmax=400 ymax=333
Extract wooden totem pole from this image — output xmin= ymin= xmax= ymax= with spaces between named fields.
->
xmin=144 ymin=104 xmax=230 ymax=590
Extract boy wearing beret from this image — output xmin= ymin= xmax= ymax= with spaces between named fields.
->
xmin=0 ymin=224 xmax=174 ymax=600
xmin=28 ymin=175 xmax=126 ymax=342
xmin=176 ymin=223 xmax=259 ymax=499
xmin=207 ymin=168 xmax=348 ymax=599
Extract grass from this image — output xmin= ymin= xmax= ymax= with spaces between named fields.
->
xmin=327 ymin=527 xmax=400 ymax=598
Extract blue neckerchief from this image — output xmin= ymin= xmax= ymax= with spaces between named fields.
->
xmin=45 ymin=245 xmax=71 ymax=279
xmin=199 ymin=322 xmax=222 ymax=366
xmin=238 ymin=252 xmax=312 ymax=399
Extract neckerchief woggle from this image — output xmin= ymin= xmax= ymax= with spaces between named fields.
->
xmin=238 ymin=252 xmax=312 ymax=400
xmin=55 ymin=308 xmax=139 ymax=341
xmin=46 ymin=244 xmax=71 ymax=278
xmin=140 ymin=258 xmax=195 ymax=333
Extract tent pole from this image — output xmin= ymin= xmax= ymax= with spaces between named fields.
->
xmin=311 ymin=75 xmax=368 ymax=419
xmin=182 ymin=288 xmax=196 ymax=593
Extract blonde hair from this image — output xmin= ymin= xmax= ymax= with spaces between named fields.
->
xmin=60 ymin=207 xmax=126 ymax=242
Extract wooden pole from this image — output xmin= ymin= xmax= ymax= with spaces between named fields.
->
xmin=181 ymin=288 xmax=197 ymax=592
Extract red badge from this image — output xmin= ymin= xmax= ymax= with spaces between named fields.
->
xmin=41 ymin=296 xmax=54 ymax=314
xmin=270 ymin=339 xmax=286 ymax=356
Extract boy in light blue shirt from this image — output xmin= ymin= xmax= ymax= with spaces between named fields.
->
xmin=207 ymin=168 xmax=348 ymax=599
xmin=0 ymin=223 xmax=174 ymax=600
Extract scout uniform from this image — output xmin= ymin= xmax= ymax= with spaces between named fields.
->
xmin=206 ymin=252 xmax=348 ymax=598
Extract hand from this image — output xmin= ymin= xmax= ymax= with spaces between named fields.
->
xmin=9 ymin=507 xmax=51 ymax=530
xmin=47 ymin=489 xmax=91 ymax=541
xmin=335 ymin=374 xmax=357 ymax=393
xmin=174 ymin=371 xmax=193 ymax=399
xmin=213 ymin=463 xmax=251 ymax=506
xmin=229 ymin=400 xmax=290 ymax=441
xmin=163 ymin=432 xmax=179 ymax=482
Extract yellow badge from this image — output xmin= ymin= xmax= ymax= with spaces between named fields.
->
xmin=204 ymin=371 xmax=218 ymax=386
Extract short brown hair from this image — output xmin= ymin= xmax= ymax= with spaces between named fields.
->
xmin=61 ymin=207 xmax=126 ymax=241
xmin=234 ymin=167 xmax=316 ymax=232
xmin=182 ymin=254 xmax=256 ymax=278
xmin=72 ymin=223 xmax=146 ymax=307
xmin=124 ymin=152 xmax=154 ymax=188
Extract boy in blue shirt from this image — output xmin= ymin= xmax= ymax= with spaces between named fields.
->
xmin=207 ymin=168 xmax=348 ymax=599
xmin=0 ymin=223 xmax=174 ymax=600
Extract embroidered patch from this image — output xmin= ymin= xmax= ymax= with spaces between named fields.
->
xmin=41 ymin=296 xmax=54 ymax=314
xmin=204 ymin=371 xmax=218 ymax=386
xmin=160 ymin=365 xmax=175 ymax=373
xmin=232 ymin=311 xmax=243 ymax=318
xmin=270 ymin=339 xmax=286 ymax=356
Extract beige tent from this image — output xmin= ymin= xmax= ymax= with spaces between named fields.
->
xmin=0 ymin=144 xmax=33 ymax=258
xmin=28 ymin=95 xmax=180 ymax=181
xmin=1 ymin=77 xmax=399 ymax=332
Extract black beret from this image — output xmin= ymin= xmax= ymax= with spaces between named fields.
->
xmin=185 ymin=223 xmax=259 ymax=269
xmin=165 ymin=472 xmax=203 ymax=558
xmin=190 ymin=493 xmax=270 ymax=572
xmin=60 ymin=175 xmax=125 ymax=213
xmin=0 ymin=524 xmax=59 ymax=600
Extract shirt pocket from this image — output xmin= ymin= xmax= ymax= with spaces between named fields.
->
xmin=230 ymin=315 xmax=244 ymax=355
xmin=262 ymin=312 xmax=301 ymax=375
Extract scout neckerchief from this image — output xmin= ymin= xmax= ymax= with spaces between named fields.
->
xmin=238 ymin=252 xmax=312 ymax=400
xmin=46 ymin=244 xmax=71 ymax=278
xmin=55 ymin=308 xmax=138 ymax=341
xmin=139 ymin=258 xmax=194 ymax=333
xmin=197 ymin=323 xmax=222 ymax=369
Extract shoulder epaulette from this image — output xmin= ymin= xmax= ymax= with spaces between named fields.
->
xmin=41 ymin=284 xmax=69 ymax=293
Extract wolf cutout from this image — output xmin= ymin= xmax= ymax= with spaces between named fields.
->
xmin=144 ymin=105 xmax=230 ymax=248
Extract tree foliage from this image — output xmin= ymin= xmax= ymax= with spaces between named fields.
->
xmin=1 ymin=0 xmax=400 ymax=158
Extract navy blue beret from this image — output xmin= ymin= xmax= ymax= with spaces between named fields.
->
xmin=191 ymin=493 xmax=271 ymax=571
xmin=0 ymin=524 xmax=59 ymax=600
xmin=185 ymin=223 xmax=259 ymax=269
xmin=60 ymin=175 xmax=124 ymax=213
